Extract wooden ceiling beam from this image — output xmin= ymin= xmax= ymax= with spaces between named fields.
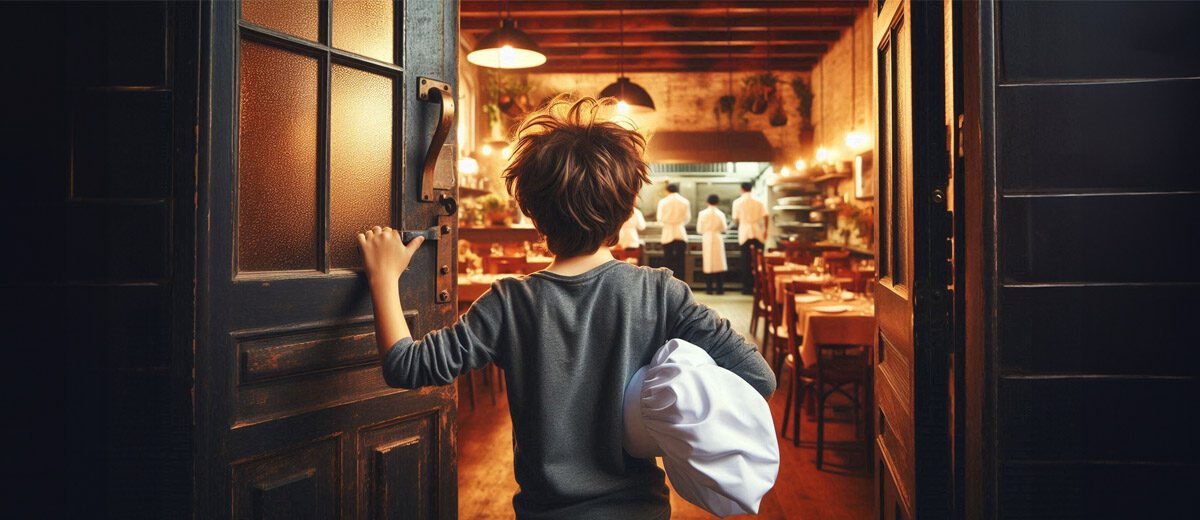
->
xmin=542 ymin=44 xmax=828 ymax=59
xmin=520 ymin=30 xmax=842 ymax=47
xmin=530 ymin=57 xmax=817 ymax=73
xmin=461 ymin=14 xmax=856 ymax=33
xmin=460 ymin=1 xmax=867 ymax=18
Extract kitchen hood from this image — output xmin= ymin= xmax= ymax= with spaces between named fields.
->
xmin=645 ymin=130 xmax=776 ymax=164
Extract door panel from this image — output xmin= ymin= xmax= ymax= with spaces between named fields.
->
xmin=872 ymin=0 xmax=953 ymax=518
xmin=201 ymin=1 xmax=458 ymax=518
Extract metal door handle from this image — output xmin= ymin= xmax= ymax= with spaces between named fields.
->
xmin=418 ymin=77 xmax=454 ymax=205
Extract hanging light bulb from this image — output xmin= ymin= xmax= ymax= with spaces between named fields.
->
xmin=598 ymin=7 xmax=655 ymax=113
xmin=458 ymin=157 xmax=479 ymax=176
xmin=794 ymin=159 xmax=808 ymax=172
xmin=467 ymin=1 xmax=546 ymax=69
xmin=480 ymin=143 xmax=493 ymax=156
xmin=816 ymin=146 xmax=831 ymax=163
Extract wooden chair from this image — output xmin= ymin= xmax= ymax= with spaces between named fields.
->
xmin=749 ymin=245 xmax=768 ymax=336
xmin=781 ymin=314 xmax=875 ymax=468
xmin=780 ymin=239 xmax=815 ymax=265
xmin=821 ymin=249 xmax=852 ymax=273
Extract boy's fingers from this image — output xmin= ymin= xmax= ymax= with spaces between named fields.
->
xmin=372 ymin=225 xmax=383 ymax=234
xmin=356 ymin=232 xmax=366 ymax=245
xmin=405 ymin=235 xmax=425 ymax=255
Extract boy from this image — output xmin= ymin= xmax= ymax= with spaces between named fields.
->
xmin=357 ymin=95 xmax=775 ymax=520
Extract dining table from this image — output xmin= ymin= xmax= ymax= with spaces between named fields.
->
xmin=772 ymin=268 xmax=854 ymax=304
xmin=792 ymin=294 xmax=876 ymax=368
xmin=456 ymin=273 xmax=518 ymax=311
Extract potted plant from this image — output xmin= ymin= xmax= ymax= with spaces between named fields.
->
xmin=713 ymin=94 xmax=736 ymax=130
xmin=489 ymin=72 xmax=535 ymax=118
xmin=478 ymin=193 xmax=509 ymax=226
xmin=740 ymin=72 xmax=780 ymax=115
xmin=790 ymin=78 xmax=815 ymax=153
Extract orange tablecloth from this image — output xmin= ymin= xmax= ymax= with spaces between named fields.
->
xmin=457 ymin=273 xmax=518 ymax=306
xmin=793 ymin=296 xmax=875 ymax=368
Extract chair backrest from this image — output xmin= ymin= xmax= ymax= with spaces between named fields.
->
xmin=484 ymin=256 xmax=528 ymax=274
xmin=781 ymin=239 xmax=814 ymax=265
xmin=821 ymin=250 xmax=852 ymax=272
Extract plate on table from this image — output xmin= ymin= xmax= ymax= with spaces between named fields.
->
xmin=841 ymin=291 xmax=856 ymax=301
xmin=796 ymin=294 xmax=822 ymax=304
xmin=813 ymin=305 xmax=850 ymax=313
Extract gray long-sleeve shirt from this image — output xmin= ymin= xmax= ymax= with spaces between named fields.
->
xmin=383 ymin=260 xmax=776 ymax=520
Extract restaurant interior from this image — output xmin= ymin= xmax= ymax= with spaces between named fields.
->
xmin=454 ymin=2 xmax=877 ymax=517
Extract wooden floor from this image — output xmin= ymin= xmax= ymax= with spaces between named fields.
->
xmin=456 ymin=293 xmax=873 ymax=519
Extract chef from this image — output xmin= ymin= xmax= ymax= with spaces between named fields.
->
xmin=731 ymin=182 xmax=768 ymax=294
xmin=697 ymin=194 xmax=729 ymax=295
xmin=656 ymin=183 xmax=691 ymax=280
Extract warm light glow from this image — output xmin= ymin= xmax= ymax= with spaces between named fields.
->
xmin=616 ymin=100 xmax=631 ymax=115
xmin=794 ymin=159 xmax=807 ymax=172
xmin=844 ymin=131 xmax=872 ymax=151
xmin=480 ymin=144 xmax=493 ymax=156
xmin=458 ymin=157 xmax=479 ymax=175
xmin=502 ymin=146 xmax=513 ymax=159
xmin=816 ymin=146 xmax=832 ymax=163
xmin=780 ymin=166 xmax=792 ymax=177
xmin=466 ymin=45 xmax=547 ymax=69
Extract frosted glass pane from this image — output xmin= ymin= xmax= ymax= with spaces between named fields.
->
xmin=330 ymin=65 xmax=393 ymax=268
xmin=238 ymin=40 xmax=319 ymax=272
xmin=241 ymin=0 xmax=319 ymax=41
xmin=332 ymin=0 xmax=394 ymax=63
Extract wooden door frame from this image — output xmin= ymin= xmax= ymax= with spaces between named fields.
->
xmin=958 ymin=1 xmax=997 ymax=519
xmin=872 ymin=0 xmax=957 ymax=517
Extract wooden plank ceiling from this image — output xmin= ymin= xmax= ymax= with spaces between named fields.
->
xmin=461 ymin=1 xmax=866 ymax=73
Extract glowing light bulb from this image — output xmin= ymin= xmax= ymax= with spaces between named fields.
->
xmin=780 ymin=166 xmax=792 ymax=177
xmin=499 ymin=45 xmax=516 ymax=67
xmin=480 ymin=144 xmax=493 ymax=156
xmin=616 ymin=100 xmax=631 ymax=115
xmin=502 ymin=146 xmax=513 ymax=159
xmin=815 ymin=146 xmax=831 ymax=163
xmin=458 ymin=157 xmax=479 ymax=175
xmin=844 ymin=131 xmax=871 ymax=151
xmin=794 ymin=159 xmax=807 ymax=172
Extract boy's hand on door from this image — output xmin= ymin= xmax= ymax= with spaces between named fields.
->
xmin=358 ymin=225 xmax=424 ymax=286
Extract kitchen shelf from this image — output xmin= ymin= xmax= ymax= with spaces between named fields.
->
xmin=775 ymin=222 xmax=825 ymax=229
xmin=772 ymin=205 xmax=817 ymax=211
xmin=808 ymin=172 xmax=851 ymax=184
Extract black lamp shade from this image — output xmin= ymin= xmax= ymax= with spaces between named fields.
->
xmin=466 ymin=19 xmax=546 ymax=69
xmin=599 ymin=77 xmax=656 ymax=113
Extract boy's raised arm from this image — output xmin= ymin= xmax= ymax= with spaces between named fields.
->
xmin=358 ymin=225 xmax=423 ymax=359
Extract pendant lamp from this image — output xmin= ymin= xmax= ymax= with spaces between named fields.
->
xmin=467 ymin=0 xmax=546 ymax=69
xmin=599 ymin=7 xmax=655 ymax=113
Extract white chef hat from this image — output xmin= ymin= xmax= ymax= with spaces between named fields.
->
xmin=623 ymin=339 xmax=780 ymax=517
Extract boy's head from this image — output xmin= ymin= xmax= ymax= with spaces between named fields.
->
xmin=707 ymin=194 xmax=720 ymax=206
xmin=666 ymin=183 xmax=680 ymax=194
xmin=504 ymin=95 xmax=650 ymax=257
xmin=740 ymin=182 xmax=753 ymax=192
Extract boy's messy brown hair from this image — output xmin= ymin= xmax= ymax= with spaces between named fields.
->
xmin=503 ymin=95 xmax=650 ymax=257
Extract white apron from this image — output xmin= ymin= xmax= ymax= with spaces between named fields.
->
xmin=698 ymin=206 xmax=728 ymax=273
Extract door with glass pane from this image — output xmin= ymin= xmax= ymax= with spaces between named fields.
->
xmin=200 ymin=1 xmax=458 ymax=518
xmin=873 ymin=0 xmax=953 ymax=518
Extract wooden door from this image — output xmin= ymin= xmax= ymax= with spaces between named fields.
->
xmin=872 ymin=0 xmax=954 ymax=518
xmin=200 ymin=1 xmax=459 ymax=518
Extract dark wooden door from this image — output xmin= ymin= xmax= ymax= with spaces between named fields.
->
xmin=200 ymin=1 xmax=459 ymax=518
xmin=872 ymin=0 xmax=953 ymax=518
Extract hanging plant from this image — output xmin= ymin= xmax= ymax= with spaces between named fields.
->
xmin=790 ymin=78 xmax=814 ymax=125
xmin=769 ymin=99 xmax=788 ymax=127
xmin=488 ymin=72 xmax=535 ymax=118
xmin=740 ymin=72 xmax=780 ymax=116
xmin=712 ymin=94 xmax=736 ymax=130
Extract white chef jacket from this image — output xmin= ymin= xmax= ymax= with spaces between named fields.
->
xmin=731 ymin=193 xmax=767 ymax=245
xmin=623 ymin=339 xmax=780 ymax=517
xmin=697 ymin=206 xmax=729 ymax=273
xmin=656 ymin=192 xmax=691 ymax=244
xmin=617 ymin=208 xmax=646 ymax=249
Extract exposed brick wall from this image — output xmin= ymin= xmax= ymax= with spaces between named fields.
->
xmin=527 ymin=70 xmax=813 ymax=163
